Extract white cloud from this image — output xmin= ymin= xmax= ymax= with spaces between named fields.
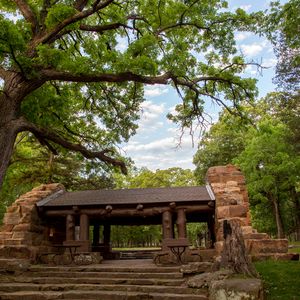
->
xmin=123 ymin=135 xmax=197 ymax=170
xmin=262 ymin=58 xmax=277 ymax=68
xmin=240 ymin=5 xmax=252 ymax=11
xmin=235 ymin=32 xmax=252 ymax=42
xmin=144 ymin=85 xmax=169 ymax=97
xmin=240 ymin=43 xmax=264 ymax=57
xmin=135 ymin=101 xmax=166 ymax=133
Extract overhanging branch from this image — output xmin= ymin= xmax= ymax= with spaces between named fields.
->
xmin=13 ymin=0 xmax=38 ymax=34
xmin=17 ymin=117 xmax=127 ymax=174
xmin=40 ymin=69 xmax=172 ymax=85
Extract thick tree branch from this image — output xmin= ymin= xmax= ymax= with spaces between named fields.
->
xmin=74 ymin=0 xmax=89 ymax=11
xmin=31 ymin=0 xmax=115 ymax=47
xmin=13 ymin=0 xmax=38 ymax=34
xmin=40 ymin=69 xmax=172 ymax=85
xmin=0 ymin=67 xmax=8 ymax=79
xmin=80 ymin=23 xmax=134 ymax=33
xmin=17 ymin=117 xmax=127 ymax=174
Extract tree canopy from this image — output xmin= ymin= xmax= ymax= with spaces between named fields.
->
xmin=193 ymin=93 xmax=300 ymax=239
xmin=0 ymin=0 xmax=261 ymax=188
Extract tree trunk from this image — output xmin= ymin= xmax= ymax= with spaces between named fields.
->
xmin=214 ymin=219 xmax=258 ymax=277
xmin=272 ymin=195 xmax=285 ymax=238
xmin=0 ymin=93 xmax=20 ymax=188
xmin=0 ymin=122 xmax=19 ymax=188
xmin=291 ymin=188 xmax=300 ymax=241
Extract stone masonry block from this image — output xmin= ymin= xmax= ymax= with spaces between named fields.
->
xmin=241 ymin=226 xmax=255 ymax=235
xmin=0 ymin=224 xmax=14 ymax=232
xmin=245 ymin=239 xmax=288 ymax=254
xmin=216 ymin=205 xmax=247 ymax=219
xmin=2 ymin=212 xmax=21 ymax=225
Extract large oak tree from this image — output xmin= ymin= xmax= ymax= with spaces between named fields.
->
xmin=0 ymin=0 xmax=258 ymax=188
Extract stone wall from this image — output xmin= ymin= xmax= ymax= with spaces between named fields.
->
xmin=206 ymin=164 xmax=295 ymax=261
xmin=0 ymin=183 xmax=64 ymax=261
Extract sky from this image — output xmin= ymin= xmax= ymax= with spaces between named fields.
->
xmin=121 ymin=0 xmax=282 ymax=171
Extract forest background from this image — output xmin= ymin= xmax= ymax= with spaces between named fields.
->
xmin=0 ymin=0 xmax=299 ymax=247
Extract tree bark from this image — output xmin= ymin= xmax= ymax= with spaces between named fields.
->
xmin=291 ymin=188 xmax=300 ymax=241
xmin=0 ymin=91 xmax=21 ymax=187
xmin=214 ymin=219 xmax=258 ymax=277
xmin=271 ymin=194 xmax=285 ymax=238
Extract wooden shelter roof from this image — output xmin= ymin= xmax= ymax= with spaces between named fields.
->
xmin=37 ymin=185 xmax=215 ymax=208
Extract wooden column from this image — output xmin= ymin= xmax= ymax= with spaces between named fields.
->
xmin=208 ymin=215 xmax=216 ymax=247
xmin=93 ymin=224 xmax=100 ymax=246
xmin=79 ymin=214 xmax=89 ymax=241
xmin=66 ymin=214 xmax=75 ymax=241
xmin=176 ymin=208 xmax=187 ymax=238
xmin=162 ymin=210 xmax=173 ymax=239
xmin=103 ymin=223 xmax=111 ymax=246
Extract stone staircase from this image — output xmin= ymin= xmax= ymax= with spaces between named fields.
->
xmin=120 ymin=250 xmax=159 ymax=260
xmin=0 ymin=260 xmax=209 ymax=300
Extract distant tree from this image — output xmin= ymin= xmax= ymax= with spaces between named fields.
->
xmin=0 ymin=0 xmax=260 ymax=188
xmin=193 ymin=109 xmax=250 ymax=184
xmin=266 ymin=0 xmax=300 ymax=90
xmin=0 ymin=133 xmax=115 ymax=222
xmin=115 ymin=167 xmax=196 ymax=189
xmin=235 ymin=119 xmax=300 ymax=238
xmin=193 ymin=93 xmax=300 ymax=239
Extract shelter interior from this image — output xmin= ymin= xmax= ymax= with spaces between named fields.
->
xmin=38 ymin=186 xmax=216 ymax=258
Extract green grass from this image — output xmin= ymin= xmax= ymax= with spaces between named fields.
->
xmin=289 ymin=241 xmax=300 ymax=254
xmin=254 ymin=260 xmax=300 ymax=300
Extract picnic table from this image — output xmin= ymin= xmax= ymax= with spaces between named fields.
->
xmin=53 ymin=244 xmax=81 ymax=264
xmin=164 ymin=238 xmax=190 ymax=264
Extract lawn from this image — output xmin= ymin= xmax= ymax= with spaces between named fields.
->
xmin=289 ymin=241 xmax=300 ymax=254
xmin=254 ymin=260 xmax=300 ymax=300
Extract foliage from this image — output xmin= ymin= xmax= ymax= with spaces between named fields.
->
xmin=114 ymin=167 xmax=197 ymax=189
xmin=193 ymin=92 xmax=300 ymax=238
xmin=254 ymin=260 xmax=300 ymax=299
xmin=266 ymin=0 xmax=300 ymax=90
xmin=193 ymin=109 xmax=250 ymax=184
xmin=234 ymin=119 xmax=300 ymax=238
xmin=0 ymin=0 xmax=263 ymax=189
xmin=0 ymin=134 xmax=115 ymax=222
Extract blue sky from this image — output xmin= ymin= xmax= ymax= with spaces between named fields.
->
xmin=122 ymin=1 xmax=282 ymax=171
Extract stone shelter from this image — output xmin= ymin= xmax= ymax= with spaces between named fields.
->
xmin=0 ymin=165 xmax=296 ymax=263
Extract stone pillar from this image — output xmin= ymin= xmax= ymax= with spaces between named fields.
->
xmin=93 ymin=224 xmax=100 ymax=246
xmin=79 ymin=214 xmax=89 ymax=241
xmin=66 ymin=214 xmax=75 ymax=241
xmin=176 ymin=208 xmax=187 ymax=238
xmin=162 ymin=210 xmax=173 ymax=239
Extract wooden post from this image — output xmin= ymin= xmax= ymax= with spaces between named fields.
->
xmin=207 ymin=215 xmax=216 ymax=248
xmin=176 ymin=208 xmax=187 ymax=238
xmin=93 ymin=224 xmax=100 ymax=246
xmin=103 ymin=223 xmax=111 ymax=247
xmin=66 ymin=214 xmax=75 ymax=241
xmin=162 ymin=210 xmax=173 ymax=239
xmin=79 ymin=214 xmax=89 ymax=241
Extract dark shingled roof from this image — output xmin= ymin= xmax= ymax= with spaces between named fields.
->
xmin=37 ymin=185 xmax=214 ymax=207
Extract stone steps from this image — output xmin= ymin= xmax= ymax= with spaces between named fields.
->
xmin=120 ymin=250 xmax=157 ymax=260
xmin=0 ymin=283 xmax=206 ymax=295
xmin=29 ymin=265 xmax=181 ymax=273
xmin=26 ymin=271 xmax=183 ymax=279
xmin=0 ymin=262 xmax=208 ymax=299
xmin=0 ymin=290 xmax=208 ymax=300
xmin=3 ymin=276 xmax=186 ymax=286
